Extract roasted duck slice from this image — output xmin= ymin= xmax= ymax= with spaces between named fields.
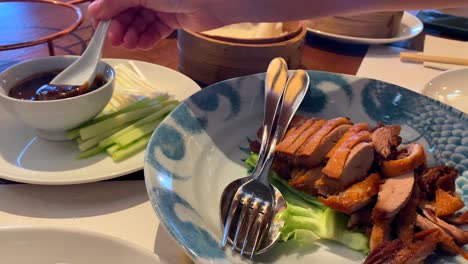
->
xmin=443 ymin=211 xmax=468 ymax=225
xmin=374 ymin=171 xmax=415 ymax=219
xmin=364 ymin=239 xmax=403 ymax=264
xmin=396 ymin=184 xmax=420 ymax=243
xmin=369 ymin=218 xmax=392 ymax=251
xmin=295 ymin=117 xmax=352 ymax=167
xmin=371 ymin=125 xmax=402 ymax=159
xmin=326 ymin=122 xmax=371 ymax=159
xmin=256 ymin=114 xmax=308 ymax=138
xmin=381 ymin=143 xmax=426 ymax=177
xmin=288 ymin=167 xmax=323 ymax=196
xmin=275 ymin=118 xmax=317 ymax=153
xmin=277 ymin=119 xmax=326 ymax=157
xmin=434 ymin=189 xmax=464 ymax=217
xmin=416 ymin=214 xmax=468 ymax=258
xmin=419 ymin=166 xmax=458 ymax=200
xmin=322 ymin=130 xmax=371 ymax=179
xmin=319 ymin=173 xmax=380 ymax=214
xmin=388 ymin=231 xmax=439 ymax=264
xmin=316 ymin=142 xmax=374 ymax=195
xmin=421 ymin=204 xmax=468 ymax=246
xmin=365 ymin=229 xmax=442 ymax=264
xmin=371 ymin=171 xmax=414 ymax=249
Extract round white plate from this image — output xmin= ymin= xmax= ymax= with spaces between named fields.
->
xmin=0 ymin=59 xmax=200 ymax=185
xmin=0 ymin=226 xmax=162 ymax=264
xmin=422 ymin=67 xmax=468 ymax=114
xmin=306 ymin=12 xmax=424 ymax=44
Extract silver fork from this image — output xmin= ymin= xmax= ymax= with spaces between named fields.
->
xmin=219 ymin=57 xmax=288 ymax=255
xmin=220 ymin=60 xmax=310 ymax=258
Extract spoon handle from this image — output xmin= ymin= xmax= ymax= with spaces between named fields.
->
xmin=251 ymin=58 xmax=288 ymax=177
xmin=82 ymin=19 xmax=111 ymax=70
xmin=50 ymin=20 xmax=111 ymax=86
xmin=256 ymin=70 xmax=310 ymax=185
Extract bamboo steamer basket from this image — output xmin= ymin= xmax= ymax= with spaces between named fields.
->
xmin=307 ymin=11 xmax=404 ymax=38
xmin=177 ymin=22 xmax=307 ymax=86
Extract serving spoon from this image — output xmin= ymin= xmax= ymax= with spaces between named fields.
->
xmin=36 ymin=20 xmax=111 ymax=100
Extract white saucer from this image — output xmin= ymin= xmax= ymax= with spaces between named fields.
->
xmin=0 ymin=59 xmax=200 ymax=185
xmin=306 ymin=12 xmax=424 ymax=44
xmin=422 ymin=67 xmax=468 ymax=113
xmin=0 ymin=226 xmax=162 ymax=264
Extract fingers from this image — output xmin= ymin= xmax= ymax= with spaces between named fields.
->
xmin=91 ymin=0 xmax=181 ymax=50
xmin=136 ymin=11 xmax=162 ymax=50
xmin=107 ymin=8 xmax=139 ymax=46
xmin=123 ymin=14 xmax=149 ymax=49
xmin=137 ymin=17 xmax=174 ymax=50
xmin=156 ymin=12 xmax=182 ymax=29
xmin=89 ymin=0 xmax=139 ymax=20
xmin=106 ymin=8 xmax=175 ymax=50
xmin=137 ymin=24 xmax=161 ymax=50
xmin=89 ymin=0 xmax=196 ymax=20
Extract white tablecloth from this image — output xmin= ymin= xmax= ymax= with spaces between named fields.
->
xmin=356 ymin=45 xmax=441 ymax=93
xmin=1 ymin=39 xmax=453 ymax=264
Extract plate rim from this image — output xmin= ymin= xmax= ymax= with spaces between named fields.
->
xmin=306 ymin=12 xmax=424 ymax=44
xmin=0 ymin=58 xmax=201 ymax=185
xmin=421 ymin=67 xmax=468 ymax=114
xmin=0 ymin=225 xmax=161 ymax=262
xmin=144 ymin=70 xmax=467 ymax=263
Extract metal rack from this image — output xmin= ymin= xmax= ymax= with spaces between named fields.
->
xmin=0 ymin=0 xmax=85 ymax=56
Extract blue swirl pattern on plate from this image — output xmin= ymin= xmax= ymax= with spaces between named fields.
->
xmin=144 ymin=71 xmax=468 ymax=263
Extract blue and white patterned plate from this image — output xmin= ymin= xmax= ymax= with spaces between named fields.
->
xmin=144 ymin=71 xmax=468 ymax=264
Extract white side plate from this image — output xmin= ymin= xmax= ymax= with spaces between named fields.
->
xmin=0 ymin=226 xmax=162 ymax=264
xmin=423 ymin=67 xmax=468 ymax=113
xmin=0 ymin=59 xmax=200 ymax=185
xmin=306 ymin=12 xmax=424 ymax=44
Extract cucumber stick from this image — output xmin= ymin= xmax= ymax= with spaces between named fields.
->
xmin=67 ymin=94 xmax=169 ymax=140
xmin=98 ymin=102 xmax=177 ymax=148
xmin=78 ymin=124 xmax=129 ymax=152
xmin=114 ymin=120 xmax=160 ymax=148
xmin=67 ymin=97 xmax=152 ymax=140
xmin=77 ymin=146 xmax=105 ymax=159
xmin=112 ymin=135 xmax=151 ymax=162
xmin=106 ymin=144 xmax=120 ymax=155
xmin=79 ymin=102 xmax=169 ymax=140
xmin=70 ymin=94 xmax=179 ymax=162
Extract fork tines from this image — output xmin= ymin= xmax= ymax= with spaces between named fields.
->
xmin=222 ymin=193 xmax=273 ymax=258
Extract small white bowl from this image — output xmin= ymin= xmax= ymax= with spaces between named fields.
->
xmin=0 ymin=56 xmax=114 ymax=141
xmin=422 ymin=68 xmax=468 ymax=114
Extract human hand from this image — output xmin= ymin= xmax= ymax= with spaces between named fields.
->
xmin=88 ymin=0 xmax=228 ymax=50
xmin=90 ymin=0 xmax=468 ymax=50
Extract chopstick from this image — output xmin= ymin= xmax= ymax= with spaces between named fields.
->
xmin=400 ymin=52 xmax=468 ymax=66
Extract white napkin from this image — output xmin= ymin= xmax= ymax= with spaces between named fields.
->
xmin=356 ymin=45 xmax=440 ymax=93
xmin=423 ymin=35 xmax=468 ymax=70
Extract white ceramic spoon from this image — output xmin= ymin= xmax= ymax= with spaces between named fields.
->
xmin=49 ymin=20 xmax=111 ymax=89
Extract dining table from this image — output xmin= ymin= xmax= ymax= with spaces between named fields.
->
xmin=0 ymin=1 xmax=466 ymax=263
